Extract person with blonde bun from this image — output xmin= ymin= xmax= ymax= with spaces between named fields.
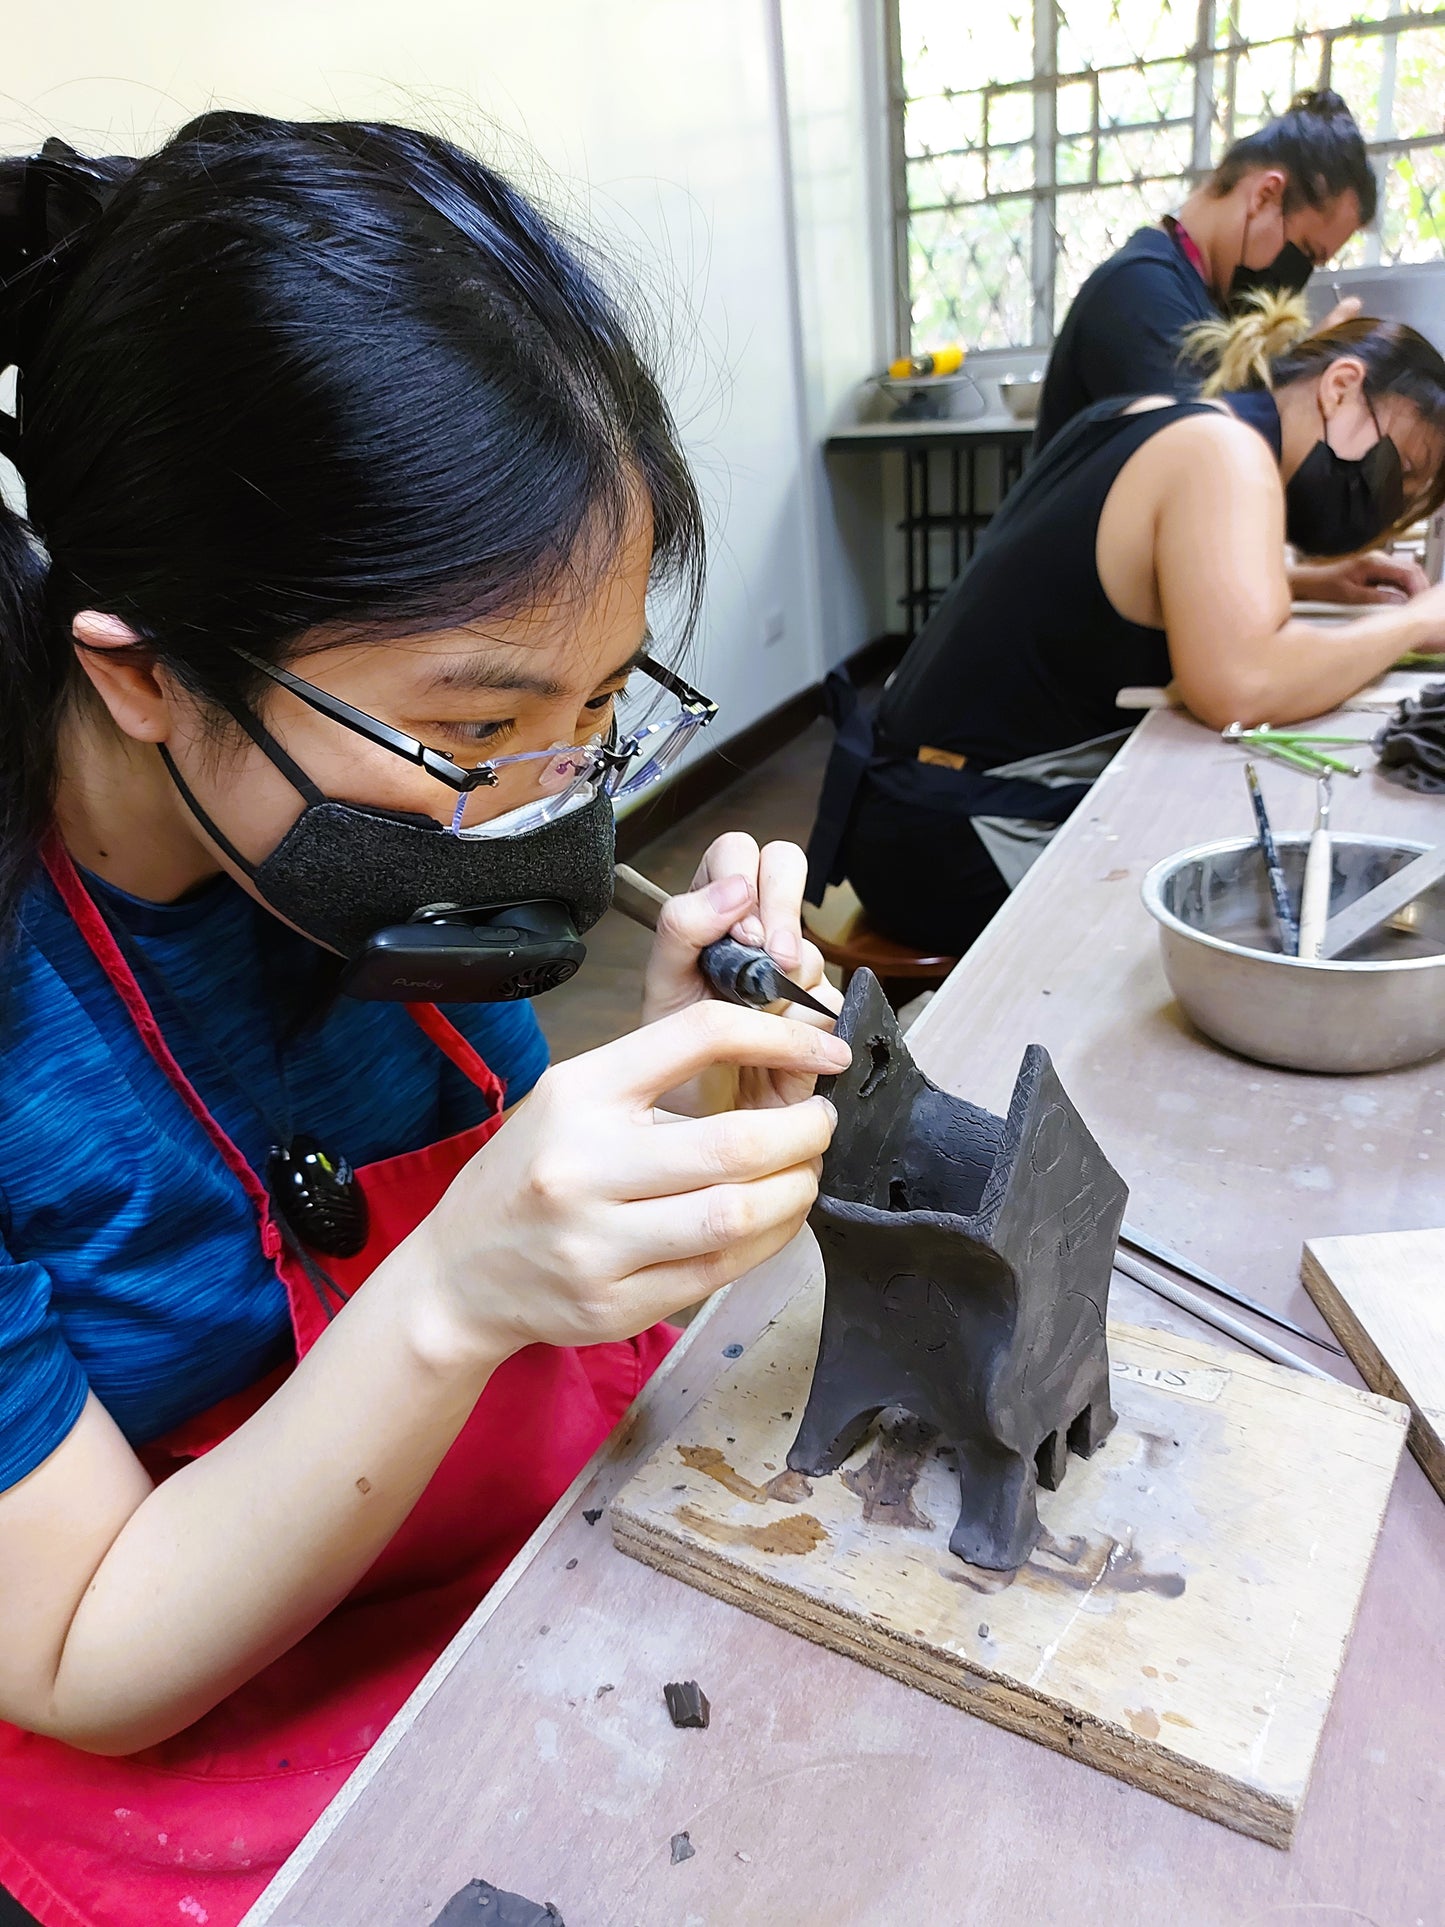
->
xmin=807 ymin=294 xmax=1445 ymax=955
xmin=1035 ymin=89 xmax=1421 ymax=608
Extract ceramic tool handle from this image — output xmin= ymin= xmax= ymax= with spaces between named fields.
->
xmin=1297 ymin=828 xmax=1332 ymax=961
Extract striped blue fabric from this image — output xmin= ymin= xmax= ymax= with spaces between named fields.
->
xmin=0 ymin=868 xmax=549 ymax=1492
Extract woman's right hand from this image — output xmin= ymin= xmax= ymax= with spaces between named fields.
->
xmin=416 ymin=1001 xmax=851 ymax=1358
xmin=1401 ymin=579 xmax=1445 ymax=652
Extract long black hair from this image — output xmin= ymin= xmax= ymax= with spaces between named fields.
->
xmin=1210 ymin=87 xmax=1378 ymax=224
xmin=0 ymin=112 xmax=705 ymax=933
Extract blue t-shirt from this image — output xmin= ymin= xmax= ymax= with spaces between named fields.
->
xmin=0 ymin=867 xmax=548 ymax=1492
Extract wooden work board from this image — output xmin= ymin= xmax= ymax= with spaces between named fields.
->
xmin=1303 ymin=1228 xmax=1445 ymax=1500
xmin=612 ymin=1275 xmax=1407 ymax=1850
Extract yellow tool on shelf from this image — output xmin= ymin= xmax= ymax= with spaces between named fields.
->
xmin=887 ymin=343 xmax=964 ymax=380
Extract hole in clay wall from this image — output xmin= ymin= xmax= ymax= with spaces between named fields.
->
xmin=888 ymin=1177 xmax=911 ymax=1212
xmin=858 ymin=1035 xmax=889 ymax=1100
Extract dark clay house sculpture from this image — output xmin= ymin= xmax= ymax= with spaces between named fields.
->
xmin=788 ymin=969 xmax=1128 ymax=1571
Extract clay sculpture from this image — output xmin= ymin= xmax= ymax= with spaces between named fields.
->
xmin=787 ymin=969 xmax=1127 ymax=1570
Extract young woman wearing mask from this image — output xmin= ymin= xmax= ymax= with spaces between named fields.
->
xmin=809 ymin=295 xmax=1445 ymax=954
xmin=0 ymin=117 xmax=846 ymax=1927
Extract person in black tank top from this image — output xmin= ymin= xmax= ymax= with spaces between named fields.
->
xmin=806 ymin=296 xmax=1445 ymax=955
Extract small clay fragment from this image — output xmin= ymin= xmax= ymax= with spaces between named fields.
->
xmin=582 ymin=1508 xmax=603 ymax=1526
xmin=670 ymin=1831 xmax=695 ymax=1864
xmin=429 ymin=1878 xmax=566 ymax=1924
xmin=663 ymin=1680 xmax=711 ymax=1729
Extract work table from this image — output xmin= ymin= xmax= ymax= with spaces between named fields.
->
xmin=247 ymin=706 xmax=1444 ymax=1927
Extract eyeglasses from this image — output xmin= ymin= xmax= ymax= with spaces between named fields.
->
xmin=235 ymin=647 xmax=717 ymax=836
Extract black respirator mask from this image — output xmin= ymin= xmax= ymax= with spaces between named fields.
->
xmin=160 ymin=706 xmax=615 ymax=1003
xmin=1285 ymin=395 xmax=1405 ymax=558
xmin=1229 ymin=239 xmax=1315 ymax=305
xmin=1229 ymin=199 xmax=1316 ymax=306
xmin=157 ymin=645 xmax=715 ymax=1002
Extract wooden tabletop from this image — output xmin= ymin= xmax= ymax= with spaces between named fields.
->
xmin=248 ymin=708 xmax=1445 ymax=1927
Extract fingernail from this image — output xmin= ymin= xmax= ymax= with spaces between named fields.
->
xmin=816 ymin=1095 xmax=838 ymax=1124
xmin=739 ymin=917 xmax=765 ymax=948
xmin=707 ymin=875 xmax=751 ymax=915
xmin=767 ymin=928 xmax=798 ymax=969
xmin=821 ymin=1037 xmax=852 ymax=1066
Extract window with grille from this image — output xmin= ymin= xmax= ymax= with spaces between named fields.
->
xmin=896 ymin=2 xmax=1445 ymax=353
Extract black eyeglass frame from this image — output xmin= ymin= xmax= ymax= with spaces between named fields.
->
xmin=233 ymin=647 xmax=717 ymax=796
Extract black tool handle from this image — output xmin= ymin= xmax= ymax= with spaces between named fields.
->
xmin=612 ymin=865 xmax=778 ymax=1008
xmin=697 ymin=936 xmax=776 ymax=1009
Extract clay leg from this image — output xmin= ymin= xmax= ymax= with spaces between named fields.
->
xmin=1034 ymin=1428 xmax=1069 ymax=1491
xmin=1066 ymin=1388 xmax=1117 ymax=1460
xmin=948 ymin=1440 xmax=1042 ymax=1572
xmin=787 ymin=1401 xmax=885 ymax=1478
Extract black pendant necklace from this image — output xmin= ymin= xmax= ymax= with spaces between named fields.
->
xmin=265 ymin=1135 xmax=370 ymax=1258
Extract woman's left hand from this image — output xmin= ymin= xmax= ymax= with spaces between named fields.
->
xmin=640 ymin=832 xmax=843 ymax=1116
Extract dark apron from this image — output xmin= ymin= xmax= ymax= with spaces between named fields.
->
xmin=804 ymin=669 xmax=1090 ymax=904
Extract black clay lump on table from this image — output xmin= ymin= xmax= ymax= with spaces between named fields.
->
xmin=788 ymin=970 xmax=1128 ymax=1572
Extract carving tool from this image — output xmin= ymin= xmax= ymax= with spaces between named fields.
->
xmin=1112 ymin=1250 xmax=1333 ymax=1380
xmin=611 ymin=863 xmax=835 ymax=1016
xmin=1222 ymin=723 xmax=1366 ymax=778
xmin=1296 ymin=774 xmax=1333 ymax=961
xmin=1118 ymin=1224 xmax=1343 ymax=1355
xmin=1318 ymin=841 xmax=1445 ymax=960
xmin=1244 ymin=763 xmax=1299 ymax=955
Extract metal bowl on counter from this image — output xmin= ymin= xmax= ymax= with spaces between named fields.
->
xmin=1141 ymin=835 xmax=1445 ymax=1073
xmin=998 ymin=372 xmax=1045 ymax=421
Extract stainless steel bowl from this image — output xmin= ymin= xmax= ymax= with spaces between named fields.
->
xmin=998 ymin=373 xmax=1044 ymax=421
xmin=1141 ymin=835 xmax=1445 ymax=1073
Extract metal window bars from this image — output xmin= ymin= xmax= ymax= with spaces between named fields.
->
xmin=893 ymin=3 xmax=1445 ymax=354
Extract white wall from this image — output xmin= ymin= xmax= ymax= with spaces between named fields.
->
xmin=779 ymin=0 xmax=893 ymax=662
xmin=2 ymin=0 xmax=849 ymax=750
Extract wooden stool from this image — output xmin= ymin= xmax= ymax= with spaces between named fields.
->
xmin=803 ymin=882 xmax=958 ymax=1006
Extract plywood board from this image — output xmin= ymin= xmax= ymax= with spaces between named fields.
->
xmin=1303 ymin=1228 xmax=1445 ymax=1500
xmin=612 ymin=1277 xmax=1407 ymax=1849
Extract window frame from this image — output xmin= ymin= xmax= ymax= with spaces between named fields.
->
xmin=890 ymin=2 xmax=1445 ymax=353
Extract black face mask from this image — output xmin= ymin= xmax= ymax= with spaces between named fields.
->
xmin=1230 ymin=239 xmax=1314 ymax=306
xmin=160 ymin=705 xmax=616 ymax=1003
xmin=1284 ymin=398 xmax=1406 ymax=557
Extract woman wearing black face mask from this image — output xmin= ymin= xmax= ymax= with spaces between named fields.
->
xmin=0 ymin=120 xmax=848 ymax=1927
xmin=1031 ymin=91 xmax=1426 ymax=606
xmin=806 ymin=295 xmax=1445 ymax=956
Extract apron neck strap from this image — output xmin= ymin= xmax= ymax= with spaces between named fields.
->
xmin=404 ymin=1001 xmax=506 ymax=1110
xmin=38 ymin=827 xmax=282 ymax=1247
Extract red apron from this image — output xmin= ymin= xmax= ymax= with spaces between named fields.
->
xmin=0 ymin=840 xmax=675 ymax=1927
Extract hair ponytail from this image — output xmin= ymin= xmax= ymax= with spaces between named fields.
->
xmin=1211 ymin=87 xmax=1377 ymax=224
xmin=1 ymin=141 xmax=134 ymax=931
xmin=0 ymin=498 xmax=65 ymax=928
xmin=1181 ymin=289 xmax=1445 ymax=533
xmin=1181 ymin=288 xmax=1315 ymax=396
